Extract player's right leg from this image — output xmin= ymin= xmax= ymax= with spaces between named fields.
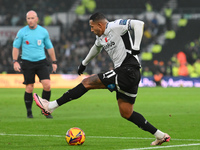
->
xmin=33 ymin=93 xmax=51 ymax=115
xmin=34 ymin=74 xmax=105 ymax=113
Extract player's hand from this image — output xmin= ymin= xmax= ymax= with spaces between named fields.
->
xmin=77 ymin=63 xmax=86 ymax=75
xmin=13 ymin=62 xmax=21 ymax=72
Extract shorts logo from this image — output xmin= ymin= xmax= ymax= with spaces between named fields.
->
xmin=107 ymin=84 xmax=115 ymax=90
xmin=37 ymin=40 xmax=42 ymax=46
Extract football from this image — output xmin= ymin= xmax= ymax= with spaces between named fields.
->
xmin=65 ymin=127 xmax=86 ymax=145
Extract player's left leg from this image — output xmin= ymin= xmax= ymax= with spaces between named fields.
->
xmin=118 ymin=98 xmax=157 ymax=133
xmin=117 ymin=98 xmax=170 ymax=145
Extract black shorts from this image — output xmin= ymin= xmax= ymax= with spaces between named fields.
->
xmin=21 ymin=59 xmax=50 ymax=85
xmin=98 ymin=66 xmax=141 ymax=104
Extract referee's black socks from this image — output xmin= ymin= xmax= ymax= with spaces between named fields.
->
xmin=56 ymin=83 xmax=88 ymax=106
xmin=24 ymin=92 xmax=33 ymax=115
xmin=42 ymin=90 xmax=51 ymax=101
xmin=128 ymin=111 xmax=157 ymax=134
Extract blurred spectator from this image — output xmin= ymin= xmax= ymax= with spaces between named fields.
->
xmin=187 ymin=63 xmax=195 ymax=77
xmin=152 ymin=60 xmax=160 ymax=74
xmin=159 ymin=61 xmax=166 ymax=76
xmin=171 ymin=53 xmax=178 ymax=65
xmin=151 ymin=41 xmax=162 ymax=53
xmin=92 ymin=62 xmax=101 ymax=74
xmin=142 ymin=67 xmax=153 ymax=77
xmin=11 ymin=14 xmax=20 ymax=26
xmin=165 ymin=60 xmax=173 ymax=76
xmin=43 ymin=13 xmax=53 ymax=26
xmin=165 ymin=30 xmax=176 ymax=40
xmin=83 ymin=0 xmax=96 ymax=13
xmin=74 ymin=43 xmax=88 ymax=58
xmin=193 ymin=58 xmax=200 ymax=76
xmin=75 ymin=2 xmax=86 ymax=16
xmin=145 ymin=1 xmax=153 ymax=12
xmin=141 ymin=49 xmax=153 ymax=61
xmin=177 ymin=15 xmax=188 ymax=28
xmin=178 ymin=63 xmax=189 ymax=76
xmin=172 ymin=64 xmax=179 ymax=77
xmin=153 ymin=71 xmax=163 ymax=86
xmin=164 ymin=5 xmax=173 ymax=30
xmin=177 ymin=51 xmax=187 ymax=65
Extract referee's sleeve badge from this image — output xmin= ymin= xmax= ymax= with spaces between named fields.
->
xmin=37 ymin=40 xmax=42 ymax=46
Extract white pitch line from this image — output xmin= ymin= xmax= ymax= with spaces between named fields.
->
xmin=123 ymin=143 xmax=200 ymax=150
xmin=1 ymin=133 xmax=200 ymax=142
xmin=0 ymin=133 xmax=63 ymax=137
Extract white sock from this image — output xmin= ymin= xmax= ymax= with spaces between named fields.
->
xmin=154 ymin=130 xmax=165 ymax=139
xmin=48 ymin=100 xmax=59 ymax=111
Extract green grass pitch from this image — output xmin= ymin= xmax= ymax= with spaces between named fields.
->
xmin=0 ymin=87 xmax=200 ymax=150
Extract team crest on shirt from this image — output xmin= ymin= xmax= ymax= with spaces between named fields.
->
xmin=37 ymin=40 xmax=42 ymax=46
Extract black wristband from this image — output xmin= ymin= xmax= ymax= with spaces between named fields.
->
xmin=52 ymin=61 xmax=57 ymax=64
xmin=13 ymin=60 xmax=18 ymax=63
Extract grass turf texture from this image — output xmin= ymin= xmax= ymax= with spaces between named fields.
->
xmin=0 ymin=87 xmax=200 ymax=150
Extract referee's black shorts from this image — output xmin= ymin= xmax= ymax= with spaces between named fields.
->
xmin=21 ymin=59 xmax=50 ymax=85
xmin=98 ymin=66 xmax=141 ymax=104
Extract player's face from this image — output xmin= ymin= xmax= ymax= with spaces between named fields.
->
xmin=26 ymin=12 xmax=38 ymax=29
xmin=89 ymin=20 xmax=104 ymax=37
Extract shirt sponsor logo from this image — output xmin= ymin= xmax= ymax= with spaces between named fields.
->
xmin=103 ymin=41 xmax=115 ymax=50
xmin=26 ymin=41 xmax=29 ymax=45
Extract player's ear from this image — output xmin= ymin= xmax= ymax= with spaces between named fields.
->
xmin=98 ymin=22 xmax=103 ymax=28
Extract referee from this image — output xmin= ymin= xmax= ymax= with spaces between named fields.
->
xmin=34 ymin=12 xmax=170 ymax=145
xmin=12 ymin=10 xmax=57 ymax=118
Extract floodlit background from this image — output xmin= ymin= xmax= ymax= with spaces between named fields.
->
xmin=0 ymin=0 xmax=200 ymax=87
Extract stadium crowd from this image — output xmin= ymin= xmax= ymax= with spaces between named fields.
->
xmin=0 ymin=0 xmax=200 ymax=79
